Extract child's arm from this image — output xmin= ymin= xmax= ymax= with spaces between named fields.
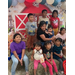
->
xmin=51 ymin=52 xmax=53 ymax=61
xmin=21 ymin=49 xmax=25 ymax=60
xmin=26 ymin=29 xmax=28 ymax=37
xmin=45 ymin=30 xmax=49 ymax=34
xmin=54 ymin=52 xmax=61 ymax=57
xmin=31 ymin=50 xmax=34 ymax=61
xmin=13 ymin=51 xmax=20 ymax=61
xmin=58 ymin=19 xmax=60 ymax=31
xmin=49 ymin=32 xmax=53 ymax=35
xmin=44 ymin=54 xmax=52 ymax=64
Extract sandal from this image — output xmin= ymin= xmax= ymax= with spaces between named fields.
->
xmin=26 ymin=71 xmax=29 ymax=75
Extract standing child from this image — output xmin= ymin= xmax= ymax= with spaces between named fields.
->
xmin=38 ymin=9 xmax=50 ymax=29
xmin=26 ymin=13 xmax=37 ymax=52
xmin=44 ymin=41 xmax=59 ymax=75
xmin=31 ymin=41 xmax=48 ymax=75
xmin=10 ymin=33 xmax=29 ymax=75
xmin=50 ymin=10 xmax=60 ymax=35
xmin=53 ymin=38 xmax=66 ymax=74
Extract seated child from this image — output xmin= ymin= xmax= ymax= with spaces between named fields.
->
xmin=56 ymin=27 xmax=66 ymax=55
xmin=45 ymin=25 xmax=55 ymax=43
xmin=53 ymin=38 xmax=66 ymax=74
xmin=10 ymin=33 xmax=29 ymax=75
xmin=44 ymin=41 xmax=59 ymax=75
xmin=31 ymin=41 xmax=48 ymax=75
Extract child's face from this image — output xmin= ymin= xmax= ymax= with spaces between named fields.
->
xmin=14 ymin=35 xmax=21 ymax=43
xmin=48 ymin=28 xmax=53 ymax=32
xmin=42 ymin=11 xmax=47 ymax=17
xmin=35 ymin=45 xmax=41 ymax=51
xmin=55 ymin=40 xmax=61 ymax=46
xmin=53 ymin=12 xmax=58 ymax=18
xmin=41 ymin=24 xmax=46 ymax=31
xmin=28 ymin=15 xmax=34 ymax=22
xmin=46 ymin=44 xmax=51 ymax=50
xmin=61 ymin=29 xmax=66 ymax=34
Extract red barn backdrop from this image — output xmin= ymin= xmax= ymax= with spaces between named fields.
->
xmin=14 ymin=4 xmax=52 ymax=38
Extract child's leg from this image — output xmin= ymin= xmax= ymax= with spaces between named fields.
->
xmin=23 ymin=55 xmax=29 ymax=72
xmin=53 ymin=28 xmax=58 ymax=35
xmin=11 ymin=55 xmax=19 ymax=75
xmin=40 ymin=62 xmax=47 ymax=72
xmin=27 ymin=35 xmax=31 ymax=51
xmin=61 ymin=57 xmax=66 ymax=61
xmin=51 ymin=59 xmax=58 ymax=74
xmin=57 ymin=58 xmax=63 ymax=71
xmin=34 ymin=60 xmax=39 ymax=75
xmin=45 ymin=60 xmax=53 ymax=75
xmin=31 ymin=36 xmax=35 ymax=49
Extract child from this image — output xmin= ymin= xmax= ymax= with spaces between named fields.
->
xmin=45 ymin=25 xmax=55 ymax=43
xmin=53 ymin=38 xmax=66 ymax=74
xmin=44 ymin=41 xmax=59 ymax=75
xmin=50 ymin=10 xmax=60 ymax=35
xmin=38 ymin=9 xmax=50 ymax=29
xmin=10 ymin=33 xmax=29 ymax=75
xmin=56 ymin=27 xmax=66 ymax=55
xmin=26 ymin=13 xmax=37 ymax=52
xmin=31 ymin=41 xmax=48 ymax=75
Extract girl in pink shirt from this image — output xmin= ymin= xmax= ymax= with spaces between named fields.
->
xmin=56 ymin=27 xmax=66 ymax=55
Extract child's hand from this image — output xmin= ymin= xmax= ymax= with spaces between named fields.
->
xmin=19 ymin=58 xmax=23 ymax=66
xmin=31 ymin=56 xmax=34 ymax=61
xmin=58 ymin=54 xmax=61 ymax=57
xmin=45 ymin=31 xmax=49 ymax=34
xmin=49 ymin=32 xmax=52 ymax=35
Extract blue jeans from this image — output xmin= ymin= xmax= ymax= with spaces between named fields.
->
xmin=11 ymin=55 xmax=29 ymax=75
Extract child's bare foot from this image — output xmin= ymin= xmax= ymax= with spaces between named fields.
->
xmin=26 ymin=71 xmax=29 ymax=75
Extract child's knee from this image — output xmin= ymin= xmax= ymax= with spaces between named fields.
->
xmin=42 ymin=63 xmax=46 ymax=68
xmin=13 ymin=59 xmax=18 ymax=65
xmin=23 ymin=55 xmax=28 ymax=61
xmin=34 ymin=65 xmax=38 ymax=69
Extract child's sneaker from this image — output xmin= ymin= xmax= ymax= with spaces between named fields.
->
xmin=60 ymin=71 xmax=64 ymax=74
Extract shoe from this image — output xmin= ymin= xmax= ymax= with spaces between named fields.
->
xmin=56 ymin=73 xmax=60 ymax=75
xmin=60 ymin=71 xmax=64 ymax=74
xmin=26 ymin=71 xmax=29 ymax=75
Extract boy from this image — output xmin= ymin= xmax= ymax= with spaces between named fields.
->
xmin=26 ymin=13 xmax=37 ymax=52
xmin=53 ymin=38 xmax=66 ymax=74
xmin=45 ymin=25 xmax=55 ymax=44
xmin=38 ymin=9 xmax=50 ymax=29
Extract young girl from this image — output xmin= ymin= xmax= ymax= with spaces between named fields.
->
xmin=10 ymin=33 xmax=29 ymax=75
xmin=31 ymin=41 xmax=48 ymax=75
xmin=53 ymin=38 xmax=66 ymax=74
xmin=44 ymin=41 xmax=59 ymax=75
xmin=50 ymin=10 xmax=60 ymax=35
xmin=56 ymin=27 xmax=66 ymax=55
